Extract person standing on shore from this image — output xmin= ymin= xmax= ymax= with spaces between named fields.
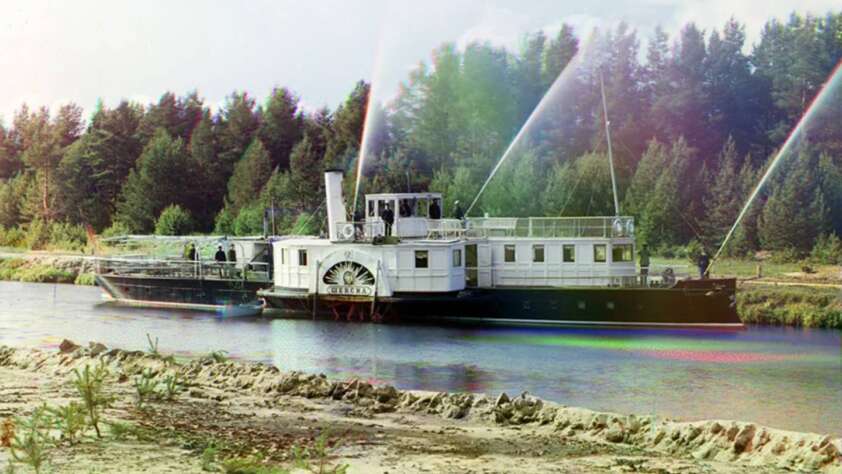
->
xmin=638 ymin=244 xmax=650 ymax=286
xmin=697 ymin=250 xmax=710 ymax=279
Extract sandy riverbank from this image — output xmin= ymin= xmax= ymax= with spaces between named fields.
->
xmin=1 ymin=341 xmax=839 ymax=473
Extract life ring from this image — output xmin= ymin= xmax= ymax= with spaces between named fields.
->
xmin=340 ymin=223 xmax=355 ymax=240
xmin=661 ymin=267 xmax=676 ymax=287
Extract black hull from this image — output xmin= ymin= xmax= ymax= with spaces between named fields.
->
xmin=96 ymin=275 xmax=270 ymax=311
xmin=261 ymin=279 xmax=740 ymax=328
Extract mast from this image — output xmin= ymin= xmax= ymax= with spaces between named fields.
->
xmin=600 ymin=71 xmax=620 ymax=217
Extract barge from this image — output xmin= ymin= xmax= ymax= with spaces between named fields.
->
xmin=94 ymin=236 xmax=273 ymax=315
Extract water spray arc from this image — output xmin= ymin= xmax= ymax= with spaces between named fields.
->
xmin=465 ymin=38 xmax=593 ymax=217
xmin=708 ymin=60 xmax=842 ymax=273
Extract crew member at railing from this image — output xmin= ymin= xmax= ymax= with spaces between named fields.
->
xmin=429 ymin=198 xmax=441 ymax=220
xmin=382 ymin=204 xmax=394 ymax=237
xmin=214 ymin=245 xmax=226 ymax=277
xmin=399 ymin=199 xmax=412 ymax=218
xmin=453 ymin=200 xmax=464 ymax=220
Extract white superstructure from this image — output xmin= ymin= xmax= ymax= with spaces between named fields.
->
xmin=262 ymin=172 xmax=672 ymax=302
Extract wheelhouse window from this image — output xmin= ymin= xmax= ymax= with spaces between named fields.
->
xmin=415 ymin=250 xmax=429 ymax=268
xmin=532 ymin=244 xmax=545 ymax=263
xmin=593 ymin=244 xmax=607 ymax=263
xmin=612 ymin=244 xmax=633 ymax=262
xmin=504 ymin=244 xmax=516 ymax=263
xmin=562 ymin=244 xmax=575 ymax=263
xmin=298 ymin=249 xmax=308 ymax=266
xmin=452 ymin=249 xmax=462 ymax=267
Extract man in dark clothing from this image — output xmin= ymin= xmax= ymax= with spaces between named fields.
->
xmin=187 ymin=243 xmax=197 ymax=261
xmin=697 ymin=250 xmax=710 ymax=279
xmin=214 ymin=245 xmax=226 ymax=277
xmin=382 ymin=204 xmax=394 ymax=237
xmin=399 ymin=200 xmax=412 ymax=218
xmin=639 ymin=244 xmax=650 ymax=285
xmin=226 ymin=246 xmax=237 ymax=278
xmin=429 ymin=199 xmax=441 ymax=220
xmin=353 ymin=209 xmax=365 ymax=240
xmin=453 ymin=200 xmax=465 ymax=220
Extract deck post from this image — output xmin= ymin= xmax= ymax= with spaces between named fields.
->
xmin=313 ymin=259 xmax=320 ymax=320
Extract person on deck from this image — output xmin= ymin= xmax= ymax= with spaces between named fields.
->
xmin=453 ymin=200 xmax=465 ymax=220
xmin=429 ymin=199 xmax=441 ymax=220
xmin=214 ymin=245 xmax=226 ymax=277
xmin=639 ymin=244 xmax=650 ymax=286
xmin=187 ymin=243 xmax=197 ymax=261
xmin=227 ymin=246 xmax=237 ymax=278
xmin=399 ymin=200 xmax=412 ymax=218
xmin=382 ymin=204 xmax=394 ymax=237
xmin=697 ymin=250 xmax=710 ymax=279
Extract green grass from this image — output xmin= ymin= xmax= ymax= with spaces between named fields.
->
xmin=737 ymin=285 xmax=842 ymax=329
xmin=0 ymin=257 xmax=77 ymax=284
xmin=653 ymin=257 xmax=806 ymax=279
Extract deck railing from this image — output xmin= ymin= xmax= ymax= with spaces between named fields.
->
xmin=95 ymin=257 xmax=271 ymax=283
xmin=465 ymin=216 xmax=635 ymax=239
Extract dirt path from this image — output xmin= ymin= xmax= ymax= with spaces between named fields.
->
xmin=1 ymin=342 xmax=840 ymax=473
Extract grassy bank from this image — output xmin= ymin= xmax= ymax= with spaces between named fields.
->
xmin=0 ymin=257 xmax=94 ymax=285
xmin=737 ymin=284 xmax=842 ymax=329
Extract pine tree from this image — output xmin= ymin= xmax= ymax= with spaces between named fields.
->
xmin=258 ymin=87 xmax=303 ymax=170
xmin=225 ymin=139 xmax=271 ymax=214
xmin=758 ymin=152 xmax=828 ymax=252
xmin=115 ymin=129 xmax=193 ymax=232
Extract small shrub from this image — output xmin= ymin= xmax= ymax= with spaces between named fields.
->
xmin=47 ymin=402 xmax=87 ymax=445
xmin=101 ymin=221 xmax=132 ymax=239
xmin=134 ymin=369 xmax=158 ymax=408
xmin=105 ymin=421 xmax=149 ymax=441
xmin=155 ymin=205 xmax=194 ymax=236
xmin=201 ymin=445 xmax=220 ymax=472
xmin=72 ymin=362 xmax=113 ymax=438
xmin=769 ymin=247 xmax=803 ymax=264
xmin=16 ymin=265 xmax=75 ymax=284
xmin=23 ymin=219 xmax=50 ymax=250
xmin=290 ymin=431 xmax=348 ymax=474
xmin=205 ymin=350 xmax=229 ymax=364
xmin=810 ymin=233 xmax=842 ymax=264
xmin=160 ymin=374 xmax=184 ymax=401
xmin=46 ymin=222 xmax=88 ymax=252
xmin=74 ymin=272 xmax=96 ymax=286
xmin=9 ymin=405 xmax=53 ymax=474
xmin=0 ymin=226 xmax=26 ymax=248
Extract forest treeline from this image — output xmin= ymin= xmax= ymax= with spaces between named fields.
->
xmin=0 ymin=12 xmax=841 ymax=259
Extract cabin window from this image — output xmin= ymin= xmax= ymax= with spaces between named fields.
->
xmin=298 ymin=249 xmax=308 ymax=266
xmin=532 ymin=245 xmax=545 ymax=263
xmin=593 ymin=244 xmax=607 ymax=263
xmin=415 ymin=250 xmax=429 ymax=268
xmin=504 ymin=245 xmax=516 ymax=263
xmin=612 ymin=244 xmax=633 ymax=262
xmin=280 ymin=248 xmax=287 ymax=265
xmin=452 ymin=249 xmax=462 ymax=267
xmin=562 ymin=244 xmax=575 ymax=263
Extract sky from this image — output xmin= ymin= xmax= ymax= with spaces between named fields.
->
xmin=0 ymin=0 xmax=839 ymax=123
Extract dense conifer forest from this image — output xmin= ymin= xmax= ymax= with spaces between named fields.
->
xmin=1 ymin=12 xmax=841 ymax=259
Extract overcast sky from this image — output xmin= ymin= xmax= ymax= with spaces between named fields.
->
xmin=1 ymin=0 xmax=839 ymax=123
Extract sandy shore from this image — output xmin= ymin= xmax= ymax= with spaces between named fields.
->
xmin=1 ymin=341 xmax=840 ymax=473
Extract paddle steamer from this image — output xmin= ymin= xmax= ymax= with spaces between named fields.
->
xmin=257 ymin=171 xmax=741 ymax=327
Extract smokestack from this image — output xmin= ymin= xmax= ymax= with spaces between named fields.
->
xmin=324 ymin=169 xmax=347 ymax=241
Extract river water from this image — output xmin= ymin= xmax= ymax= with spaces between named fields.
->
xmin=1 ymin=281 xmax=840 ymax=436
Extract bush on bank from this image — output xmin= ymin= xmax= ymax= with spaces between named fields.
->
xmin=737 ymin=285 xmax=842 ymax=329
xmin=0 ymin=258 xmax=76 ymax=284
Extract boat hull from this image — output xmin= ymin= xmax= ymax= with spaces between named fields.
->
xmin=96 ymin=274 xmax=270 ymax=312
xmin=260 ymin=279 xmax=741 ymax=328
